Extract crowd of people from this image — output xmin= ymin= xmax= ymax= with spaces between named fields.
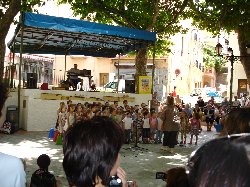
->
xmin=1 ymin=80 xmax=250 ymax=187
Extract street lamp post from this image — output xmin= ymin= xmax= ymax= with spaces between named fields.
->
xmin=215 ymin=43 xmax=250 ymax=105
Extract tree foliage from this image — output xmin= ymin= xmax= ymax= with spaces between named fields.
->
xmin=0 ymin=0 xmax=49 ymax=83
xmin=203 ymin=45 xmax=227 ymax=73
xmin=187 ymin=0 xmax=250 ymax=83
xmin=57 ymin=0 xmax=189 ymax=55
xmin=58 ymin=0 xmax=189 ymax=92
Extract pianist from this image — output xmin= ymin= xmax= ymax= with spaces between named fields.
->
xmin=67 ymin=64 xmax=80 ymax=90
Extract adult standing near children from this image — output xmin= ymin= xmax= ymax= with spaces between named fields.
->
xmin=0 ymin=83 xmax=26 ymax=187
xmin=197 ymin=96 xmax=205 ymax=111
xmin=160 ymin=96 xmax=180 ymax=153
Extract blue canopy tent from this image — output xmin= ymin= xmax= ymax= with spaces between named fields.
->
xmin=7 ymin=12 xmax=157 ymax=127
xmin=8 ymin=12 xmax=156 ymax=57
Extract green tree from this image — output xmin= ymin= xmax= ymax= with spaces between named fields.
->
xmin=203 ymin=45 xmax=227 ymax=73
xmin=58 ymin=0 xmax=189 ymax=92
xmin=187 ymin=0 xmax=250 ymax=84
xmin=0 ymin=0 xmax=48 ymax=83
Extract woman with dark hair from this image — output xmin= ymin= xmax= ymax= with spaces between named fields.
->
xmin=160 ymin=96 xmax=180 ymax=153
xmin=63 ymin=116 xmax=136 ymax=187
xmin=221 ymin=107 xmax=250 ymax=135
xmin=187 ymin=134 xmax=250 ymax=187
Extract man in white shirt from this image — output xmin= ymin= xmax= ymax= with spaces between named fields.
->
xmin=0 ymin=83 xmax=26 ymax=187
xmin=232 ymin=96 xmax=241 ymax=108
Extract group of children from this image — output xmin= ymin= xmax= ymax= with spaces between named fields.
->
xmin=52 ymin=99 xmax=203 ymax=146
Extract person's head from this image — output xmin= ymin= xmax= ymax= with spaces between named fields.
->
xmin=206 ymin=104 xmax=212 ymax=110
xmin=143 ymin=111 xmax=149 ymax=118
xmin=166 ymin=96 xmax=174 ymax=106
xmin=113 ymin=101 xmax=118 ymax=107
xmin=37 ymin=154 xmax=51 ymax=171
xmin=198 ymin=96 xmax=202 ymax=100
xmin=180 ymin=111 xmax=188 ymax=118
xmin=76 ymin=104 xmax=83 ymax=112
xmin=185 ymin=104 xmax=190 ymax=109
xmin=150 ymin=110 xmax=157 ymax=118
xmin=63 ymin=116 xmax=124 ymax=187
xmin=187 ymin=134 xmax=250 ymax=187
xmin=193 ymin=112 xmax=200 ymax=120
xmin=74 ymin=64 xmax=78 ymax=69
xmin=67 ymin=100 xmax=72 ymax=105
xmin=102 ymin=109 xmax=110 ymax=117
xmin=234 ymin=95 xmax=238 ymax=100
xmin=194 ymin=103 xmax=199 ymax=109
xmin=222 ymin=108 xmax=250 ymax=135
xmin=165 ymin=167 xmax=189 ymax=187
xmin=0 ymin=83 xmax=9 ymax=118
xmin=211 ymin=96 xmax=214 ymax=100
xmin=224 ymin=97 xmax=228 ymax=101
xmin=61 ymin=105 xmax=67 ymax=113
xmin=123 ymin=100 xmax=128 ymax=106
xmin=125 ymin=112 xmax=131 ymax=118
xmin=68 ymin=104 xmax=75 ymax=112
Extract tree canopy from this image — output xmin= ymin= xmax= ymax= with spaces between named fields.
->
xmin=187 ymin=0 xmax=250 ymax=83
xmin=0 ymin=0 xmax=49 ymax=83
xmin=203 ymin=45 xmax=227 ymax=73
xmin=58 ymin=0 xmax=189 ymax=92
xmin=58 ymin=0 xmax=189 ymax=56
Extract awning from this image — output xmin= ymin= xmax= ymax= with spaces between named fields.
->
xmin=8 ymin=12 xmax=156 ymax=58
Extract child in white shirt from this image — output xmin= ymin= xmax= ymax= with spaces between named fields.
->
xmin=122 ymin=112 xmax=133 ymax=144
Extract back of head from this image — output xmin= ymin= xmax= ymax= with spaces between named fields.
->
xmin=187 ymin=134 xmax=250 ymax=187
xmin=37 ymin=154 xmax=51 ymax=170
xmin=63 ymin=116 xmax=124 ymax=187
xmin=223 ymin=108 xmax=250 ymax=135
xmin=31 ymin=154 xmax=55 ymax=187
xmin=166 ymin=167 xmax=189 ymax=187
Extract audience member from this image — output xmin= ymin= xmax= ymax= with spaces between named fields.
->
xmin=0 ymin=83 xmax=27 ymax=187
xmin=187 ymin=134 xmax=250 ymax=187
xmin=63 ymin=116 xmax=136 ymax=187
xmin=221 ymin=107 xmax=250 ymax=135
xmin=30 ymin=154 xmax=58 ymax=187
xmin=165 ymin=167 xmax=189 ymax=187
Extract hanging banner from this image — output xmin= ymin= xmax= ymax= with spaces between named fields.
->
xmin=139 ymin=76 xmax=152 ymax=94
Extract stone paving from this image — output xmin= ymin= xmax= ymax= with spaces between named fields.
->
xmin=0 ymin=125 xmax=218 ymax=187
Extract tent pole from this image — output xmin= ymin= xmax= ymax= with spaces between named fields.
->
xmin=10 ymin=42 xmax=15 ymax=88
xmin=18 ymin=12 xmax=24 ymax=129
xmin=64 ymin=52 xmax=67 ymax=80
xmin=151 ymin=43 xmax=156 ymax=98
xmin=117 ymin=54 xmax=121 ymax=93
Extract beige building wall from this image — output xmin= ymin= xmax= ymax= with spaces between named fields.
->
xmin=218 ymin=32 xmax=249 ymax=97
xmin=53 ymin=55 xmax=116 ymax=86
xmin=169 ymin=21 xmax=205 ymax=96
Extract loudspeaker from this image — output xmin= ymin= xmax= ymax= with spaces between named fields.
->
xmin=125 ymin=80 xmax=135 ymax=93
xmin=27 ymin=73 xmax=37 ymax=89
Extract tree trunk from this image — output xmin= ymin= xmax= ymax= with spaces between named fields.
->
xmin=0 ymin=0 xmax=21 ymax=83
xmin=0 ymin=40 xmax=6 ymax=83
xmin=237 ymin=27 xmax=250 ymax=84
xmin=135 ymin=46 xmax=148 ymax=93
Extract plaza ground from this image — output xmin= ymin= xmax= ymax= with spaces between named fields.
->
xmin=0 ymin=125 xmax=218 ymax=187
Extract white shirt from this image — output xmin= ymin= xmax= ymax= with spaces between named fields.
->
xmin=157 ymin=117 xmax=163 ymax=129
xmin=122 ymin=117 xmax=133 ymax=130
xmin=0 ymin=152 xmax=26 ymax=187
xmin=143 ymin=118 xmax=150 ymax=128
xmin=232 ymin=100 xmax=240 ymax=107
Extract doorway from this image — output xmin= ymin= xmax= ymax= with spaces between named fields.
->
xmin=100 ymin=73 xmax=109 ymax=87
